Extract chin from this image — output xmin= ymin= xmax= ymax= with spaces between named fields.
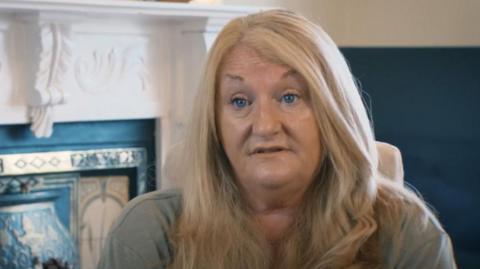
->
xmin=251 ymin=173 xmax=295 ymax=190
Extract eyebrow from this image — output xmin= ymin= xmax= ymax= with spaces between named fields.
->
xmin=224 ymin=73 xmax=244 ymax=82
xmin=224 ymin=69 xmax=298 ymax=82
xmin=282 ymin=69 xmax=298 ymax=78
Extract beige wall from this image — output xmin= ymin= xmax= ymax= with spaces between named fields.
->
xmin=222 ymin=0 xmax=480 ymax=46
xmin=331 ymin=0 xmax=480 ymax=46
xmin=220 ymin=0 xmax=341 ymax=43
xmin=222 ymin=0 xmax=317 ymax=21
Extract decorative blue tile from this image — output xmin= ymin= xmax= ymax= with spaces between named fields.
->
xmin=0 ymin=191 xmax=78 ymax=269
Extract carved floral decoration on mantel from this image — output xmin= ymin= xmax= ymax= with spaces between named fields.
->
xmin=25 ymin=24 xmax=152 ymax=138
xmin=74 ymin=47 xmax=150 ymax=94
xmin=27 ymin=22 xmax=74 ymax=138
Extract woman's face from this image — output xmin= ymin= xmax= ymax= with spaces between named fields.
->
xmin=217 ymin=45 xmax=322 ymax=196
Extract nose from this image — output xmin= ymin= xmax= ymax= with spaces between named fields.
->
xmin=252 ymin=99 xmax=281 ymax=137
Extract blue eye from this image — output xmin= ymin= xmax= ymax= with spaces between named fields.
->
xmin=282 ymin=93 xmax=298 ymax=104
xmin=231 ymin=97 xmax=249 ymax=108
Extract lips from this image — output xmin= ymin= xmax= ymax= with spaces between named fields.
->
xmin=251 ymin=146 xmax=288 ymax=155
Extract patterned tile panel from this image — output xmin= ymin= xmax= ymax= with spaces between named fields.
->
xmin=0 ymin=148 xmax=145 ymax=176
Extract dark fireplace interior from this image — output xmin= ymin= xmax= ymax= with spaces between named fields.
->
xmin=342 ymin=47 xmax=480 ymax=269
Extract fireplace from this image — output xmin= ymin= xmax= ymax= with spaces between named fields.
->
xmin=0 ymin=1 xmax=259 ymax=268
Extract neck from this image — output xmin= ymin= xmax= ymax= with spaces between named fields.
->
xmin=240 ymin=184 xmax=307 ymax=243
xmin=241 ymin=181 xmax=307 ymax=212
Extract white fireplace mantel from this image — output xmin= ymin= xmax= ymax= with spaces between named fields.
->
xmin=0 ymin=0 xmax=261 ymax=187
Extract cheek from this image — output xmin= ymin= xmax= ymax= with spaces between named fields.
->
xmin=218 ymin=112 xmax=247 ymax=160
xmin=293 ymin=111 xmax=322 ymax=158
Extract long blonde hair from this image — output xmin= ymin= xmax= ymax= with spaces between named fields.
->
xmin=169 ymin=9 xmax=430 ymax=269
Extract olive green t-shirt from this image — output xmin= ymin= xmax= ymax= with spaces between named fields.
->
xmin=97 ymin=190 xmax=457 ymax=269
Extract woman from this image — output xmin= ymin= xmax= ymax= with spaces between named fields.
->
xmin=98 ymin=9 xmax=456 ymax=269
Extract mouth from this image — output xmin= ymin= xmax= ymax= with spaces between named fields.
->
xmin=252 ymin=146 xmax=288 ymax=155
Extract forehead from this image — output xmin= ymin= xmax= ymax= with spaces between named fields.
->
xmin=219 ymin=45 xmax=288 ymax=76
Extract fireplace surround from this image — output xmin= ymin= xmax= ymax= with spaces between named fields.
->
xmin=0 ymin=1 xmax=259 ymax=268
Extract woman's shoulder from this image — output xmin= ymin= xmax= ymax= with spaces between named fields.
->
xmin=110 ymin=189 xmax=183 ymax=234
xmin=376 ymin=184 xmax=457 ymax=268
xmin=379 ymin=197 xmax=447 ymax=248
xmin=97 ymin=189 xmax=183 ymax=269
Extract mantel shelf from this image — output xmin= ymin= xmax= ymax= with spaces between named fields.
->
xmin=0 ymin=0 xmax=262 ymax=19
